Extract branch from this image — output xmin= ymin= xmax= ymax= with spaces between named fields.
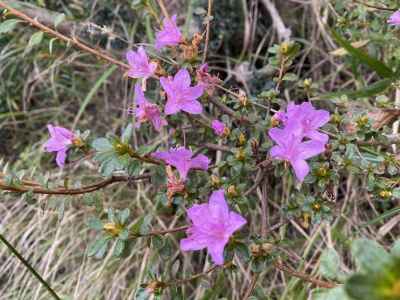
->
xmin=0 ymin=1 xmax=129 ymax=70
xmin=0 ymin=174 xmax=151 ymax=195
xmin=202 ymin=0 xmax=213 ymax=64
xmin=352 ymin=0 xmax=397 ymax=11
xmin=274 ymin=262 xmax=336 ymax=289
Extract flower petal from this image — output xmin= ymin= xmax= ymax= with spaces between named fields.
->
xmin=291 ymin=159 xmax=310 ymax=182
xmin=181 ymin=99 xmax=203 ymax=114
xmin=55 ymin=149 xmax=67 ymax=168
xmin=208 ymin=240 xmax=228 ymax=265
xmin=208 ymin=189 xmax=229 ymax=220
xmin=190 ymin=154 xmax=210 ymax=171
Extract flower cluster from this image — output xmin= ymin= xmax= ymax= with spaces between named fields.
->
xmin=269 ymin=102 xmax=330 ymax=182
xmin=41 ymin=13 xmax=244 ymax=266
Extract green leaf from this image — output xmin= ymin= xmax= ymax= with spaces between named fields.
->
xmin=54 ymin=13 xmax=66 ymax=27
xmin=331 ymin=30 xmax=394 ymax=78
xmin=88 ymin=236 xmax=110 ymax=258
xmin=28 ymin=32 xmax=44 ymax=48
xmin=351 ymin=239 xmax=391 ymax=272
xmin=118 ymin=208 xmax=130 ymax=225
xmin=319 ymin=248 xmax=341 ymax=281
xmin=0 ymin=19 xmax=21 ymax=34
xmin=92 ymin=138 xmax=113 ymax=151
xmin=87 ymin=217 xmax=103 ymax=231
xmin=312 ymin=287 xmax=350 ymax=300
xmin=121 ymin=124 xmax=133 ymax=144
xmin=112 ymin=239 xmax=125 ymax=257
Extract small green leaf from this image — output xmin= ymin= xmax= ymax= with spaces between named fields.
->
xmin=121 ymin=124 xmax=133 ymax=144
xmin=87 ymin=217 xmax=103 ymax=231
xmin=319 ymin=248 xmax=341 ymax=281
xmin=113 ymin=239 xmax=125 ymax=257
xmin=118 ymin=208 xmax=130 ymax=225
xmin=28 ymin=32 xmax=44 ymax=48
xmin=54 ymin=13 xmax=66 ymax=27
xmin=0 ymin=19 xmax=21 ymax=34
xmin=88 ymin=236 xmax=110 ymax=258
xmin=92 ymin=138 xmax=113 ymax=151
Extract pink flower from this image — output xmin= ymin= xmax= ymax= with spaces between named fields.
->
xmin=155 ymin=15 xmax=182 ymax=50
xmin=211 ymin=120 xmax=226 ymax=136
xmin=126 ymin=46 xmax=157 ymax=79
xmin=44 ymin=125 xmax=75 ymax=168
xmin=388 ymin=11 xmax=400 ymax=26
xmin=130 ymin=83 xmax=167 ymax=132
xmin=281 ymin=102 xmax=330 ymax=143
xmin=152 ymin=146 xmax=210 ymax=181
xmin=160 ymin=69 xmax=204 ymax=115
xmin=269 ymin=127 xmax=326 ymax=182
xmin=180 ymin=189 xmax=246 ymax=265
xmin=196 ymin=63 xmax=220 ymax=96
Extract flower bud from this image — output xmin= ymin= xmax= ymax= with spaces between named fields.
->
xmin=211 ymin=174 xmax=221 ymax=187
xmin=379 ymin=190 xmax=392 ymax=199
xmin=72 ymin=137 xmax=84 ymax=148
xmin=235 ymin=148 xmax=246 ymax=161
xmin=227 ymin=185 xmax=238 ymax=198
xmin=238 ymin=133 xmax=246 ymax=146
xmin=103 ymin=223 xmax=122 ymax=236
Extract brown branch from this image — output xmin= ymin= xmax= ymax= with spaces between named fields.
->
xmin=165 ymin=261 xmax=233 ymax=287
xmin=135 ymin=225 xmax=189 ymax=238
xmin=156 ymin=0 xmax=170 ymax=20
xmin=202 ymin=0 xmax=213 ymax=64
xmin=274 ymin=262 xmax=336 ymax=289
xmin=0 ymin=174 xmax=151 ymax=195
xmin=243 ymin=273 xmax=259 ymax=300
xmin=0 ymin=1 xmax=130 ymax=70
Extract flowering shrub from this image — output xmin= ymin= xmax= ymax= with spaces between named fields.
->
xmin=1 ymin=1 xmax=400 ymax=299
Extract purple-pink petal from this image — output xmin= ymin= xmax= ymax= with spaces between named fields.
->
xmin=155 ymin=15 xmax=182 ymax=50
xmin=151 ymin=147 xmax=210 ymax=181
xmin=161 ymin=68 xmax=204 ymax=116
xmin=211 ymin=120 xmax=226 ymax=136
xmin=388 ymin=11 xmax=400 ymax=25
xmin=44 ymin=124 xmax=74 ymax=168
xmin=291 ymin=159 xmax=309 ymax=182
xmin=180 ymin=189 xmax=246 ymax=265
xmin=126 ymin=46 xmax=156 ymax=79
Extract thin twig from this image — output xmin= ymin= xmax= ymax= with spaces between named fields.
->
xmin=133 ymin=225 xmax=189 ymax=238
xmin=202 ymin=0 xmax=213 ymax=64
xmin=156 ymin=0 xmax=170 ymax=19
xmin=0 ymin=233 xmax=61 ymax=300
xmin=0 ymin=1 xmax=129 ymax=70
xmin=242 ymin=273 xmax=259 ymax=299
xmin=274 ymin=262 xmax=336 ymax=289
xmin=352 ymin=0 xmax=397 ymax=11
xmin=0 ymin=174 xmax=151 ymax=195
xmin=165 ymin=261 xmax=233 ymax=287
